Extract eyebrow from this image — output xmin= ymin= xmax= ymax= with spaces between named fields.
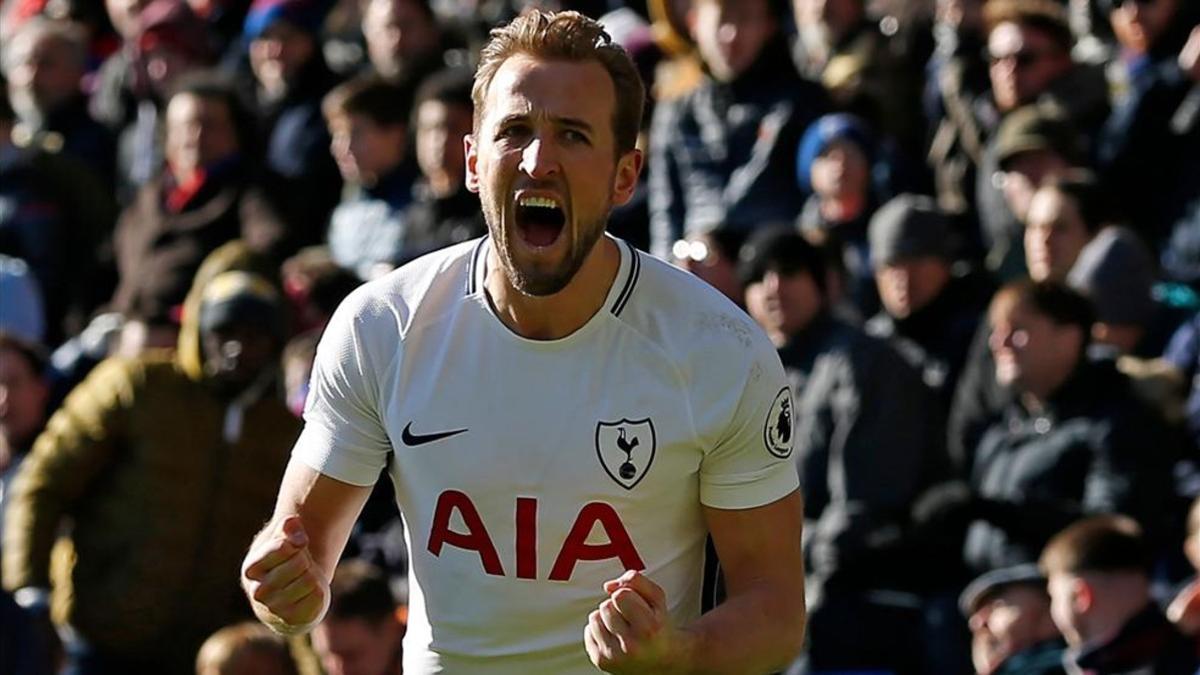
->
xmin=495 ymin=112 xmax=595 ymax=135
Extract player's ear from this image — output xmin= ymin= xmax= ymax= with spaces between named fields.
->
xmin=465 ymin=134 xmax=480 ymax=193
xmin=610 ymin=148 xmax=643 ymax=207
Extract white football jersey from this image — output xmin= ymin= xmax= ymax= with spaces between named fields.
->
xmin=295 ymin=236 xmax=798 ymax=674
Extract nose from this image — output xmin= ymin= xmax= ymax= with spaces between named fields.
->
xmin=519 ymin=137 xmax=559 ymax=180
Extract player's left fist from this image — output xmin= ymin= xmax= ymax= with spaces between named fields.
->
xmin=584 ymin=569 xmax=693 ymax=674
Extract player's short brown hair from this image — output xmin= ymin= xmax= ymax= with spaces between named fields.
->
xmin=1039 ymin=515 xmax=1149 ymax=577
xmin=471 ymin=10 xmax=645 ymax=157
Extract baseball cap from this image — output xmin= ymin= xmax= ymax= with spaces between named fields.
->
xmin=868 ymin=194 xmax=952 ymax=266
xmin=959 ymin=563 xmax=1047 ymax=616
xmin=994 ymin=105 xmax=1085 ymax=170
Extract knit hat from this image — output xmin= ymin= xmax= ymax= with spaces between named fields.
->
xmin=959 ymin=564 xmax=1046 ymax=616
xmin=868 ymin=194 xmax=952 ymax=266
xmin=243 ymin=0 xmax=328 ymax=42
xmin=1066 ymin=227 xmax=1155 ymax=326
xmin=796 ymin=113 xmax=874 ymax=192
xmin=994 ymin=105 xmax=1085 ymax=170
xmin=199 ymin=271 xmax=285 ymax=338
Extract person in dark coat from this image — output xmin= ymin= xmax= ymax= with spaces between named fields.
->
xmin=242 ymin=0 xmax=343 ymax=252
xmin=110 ymin=74 xmax=287 ymax=334
xmin=741 ymin=227 xmax=951 ymax=675
xmin=915 ymin=281 xmax=1180 ymax=576
xmin=648 ymin=0 xmax=827 ymax=259
xmin=1042 ymin=515 xmax=1199 ymax=675
xmin=866 ymin=194 xmax=994 ymax=409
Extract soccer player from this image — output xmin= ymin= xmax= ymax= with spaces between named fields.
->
xmin=241 ymin=10 xmax=806 ymax=674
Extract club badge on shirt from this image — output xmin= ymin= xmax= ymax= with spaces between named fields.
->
xmin=596 ymin=418 xmax=657 ymax=490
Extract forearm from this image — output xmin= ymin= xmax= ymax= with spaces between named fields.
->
xmin=676 ymin=577 xmax=806 ymax=675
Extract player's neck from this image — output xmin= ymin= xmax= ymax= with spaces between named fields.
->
xmin=485 ymin=237 xmax=620 ymax=340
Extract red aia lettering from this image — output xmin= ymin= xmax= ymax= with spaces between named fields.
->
xmin=426 ymin=492 xmax=644 ymax=581
xmin=549 ymin=502 xmax=646 ymax=581
xmin=426 ymin=489 xmax=504 ymax=576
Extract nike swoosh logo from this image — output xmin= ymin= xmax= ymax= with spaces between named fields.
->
xmin=401 ymin=422 xmax=468 ymax=446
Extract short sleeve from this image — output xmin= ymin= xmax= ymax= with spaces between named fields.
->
xmin=699 ymin=342 xmax=800 ymax=509
xmin=292 ymin=290 xmax=394 ymax=486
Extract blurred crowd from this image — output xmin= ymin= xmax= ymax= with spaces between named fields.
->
xmin=0 ymin=0 xmax=1197 ymax=673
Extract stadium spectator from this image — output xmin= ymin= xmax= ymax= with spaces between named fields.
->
xmin=975 ymin=0 xmax=1108 ymax=279
xmin=1023 ymin=171 xmax=1102 ymax=284
xmin=2 ymin=17 xmax=117 ymax=186
xmin=914 ymin=281 xmax=1178 ymax=576
xmin=0 ymin=82 xmax=116 ymax=346
xmin=925 ymin=0 xmax=993 ymax=236
xmin=400 ymin=67 xmax=486 ymax=263
xmin=361 ymin=0 xmax=453 ymax=91
xmin=279 ymin=246 xmax=362 ymax=336
xmin=740 ymin=227 xmax=948 ymax=674
xmin=243 ymin=0 xmax=343 ymax=251
xmin=2 ymin=266 xmax=298 ymax=673
xmin=310 ymin=560 xmax=405 ymax=675
xmin=92 ymin=0 xmax=218 ymax=205
xmin=648 ymin=0 xmax=827 ymax=259
xmin=959 ymin=564 xmax=1066 ymax=675
xmin=196 ymin=622 xmax=298 ymax=675
xmin=243 ymin=11 xmax=806 ymax=674
xmin=109 ymin=73 xmax=287 ymax=334
xmin=1066 ymin=225 xmax=1182 ymax=357
xmin=1096 ymin=1 xmax=1200 ymax=283
xmin=1040 ymin=515 xmax=1198 ymax=675
xmin=866 ymin=194 xmax=994 ymax=407
xmin=796 ymin=113 xmax=886 ymax=318
xmin=322 ymin=75 xmax=417 ymax=280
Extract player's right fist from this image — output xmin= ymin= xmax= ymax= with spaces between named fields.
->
xmin=241 ymin=515 xmax=330 ymax=635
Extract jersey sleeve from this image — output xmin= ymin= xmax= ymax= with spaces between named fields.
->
xmin=292 ymin=289 xmax=394 ymax=486
xmin=698 ymin=338 xmax=800 ymax=510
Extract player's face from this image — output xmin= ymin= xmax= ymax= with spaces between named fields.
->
xmin=466 ymin=54 xmax=641 ymax=296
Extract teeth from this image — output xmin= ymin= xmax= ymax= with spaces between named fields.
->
xmin=518 ymin=196 xmax=560 ymax=209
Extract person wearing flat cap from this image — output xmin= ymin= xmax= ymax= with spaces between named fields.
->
xmin=866 ymin=194 xmax=995 ymax=408
xmin=2 ymin=260 xmax=299 ymax=672
xmin=960 ymin=564 xmax=1065 ymax=675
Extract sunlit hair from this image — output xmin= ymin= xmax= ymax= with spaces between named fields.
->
xmin=471 ymin=10 xmax=645 ymax=157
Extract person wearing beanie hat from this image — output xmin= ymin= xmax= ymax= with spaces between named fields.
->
xmin=1065 ymin=226 xmax=1163 ymax=356
xmin=741 ymin=226 xmax=945 ymax=674
xmin=958 ymin=564 xmax=1065 ymax=675
xmin=865 ymin=194 xmax=994 ymax=405
xmin=243 ymin=0 xmax=342 ymax=251
xmin=796 ymin=113 xmax=884 ymax=318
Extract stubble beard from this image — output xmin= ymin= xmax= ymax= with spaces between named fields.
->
xmin=482 ymin=181 xmax=613 ymax=298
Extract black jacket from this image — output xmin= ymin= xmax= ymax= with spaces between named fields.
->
xmin=1069 ymin=604 xmax=1197 ymax=675
xmin=964 ymin=357 xmax=1179 ymax=574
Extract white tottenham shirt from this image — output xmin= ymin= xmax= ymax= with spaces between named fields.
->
xmin=295 ymin=235 xmax=799 ymax=674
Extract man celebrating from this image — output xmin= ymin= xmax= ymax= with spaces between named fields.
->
xmin=242 ymin=10 xmax=805 ymax=675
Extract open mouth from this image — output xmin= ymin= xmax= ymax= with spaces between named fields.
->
xmin=514 ymin=195 xmax=566 ymax=248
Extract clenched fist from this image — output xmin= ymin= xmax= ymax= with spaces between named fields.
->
xmin=241 ymin=515 xmax=330 ymax=635
xmin=585 ymin=569 xmax=695 ymax=674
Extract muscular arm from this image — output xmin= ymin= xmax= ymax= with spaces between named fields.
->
xmin=684 ymin=490 xmax=806 ymax=674
xmin=242 ymin=457 xmax=372 ymax=634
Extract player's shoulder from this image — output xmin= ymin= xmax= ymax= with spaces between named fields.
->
xmin=617 ymin=245 xmax=776 ymax=365
xmin=330 ymin=238 xmax=483 ymax=337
